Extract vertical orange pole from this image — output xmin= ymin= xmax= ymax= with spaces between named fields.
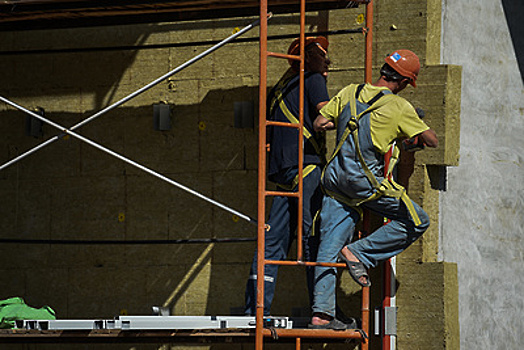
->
xmin=383 ymin=149 xmax=393 ymax=350
xmin=361 ymin=2 xmax=374 ymax=349
xmin=360 ymin=232 xmax=371 ymax=350
xmin=256 ymin=0 xmax=268 ymax=349
xmin=296 ymin=0 xmax=306 ymax=262
xmin=365 ymin=0 xmax=374 ymax=83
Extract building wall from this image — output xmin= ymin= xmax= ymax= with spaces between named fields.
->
xmin=0 ymin=10 xmax=368 ymax=350
xmin=440 ymin=1 xmax=524 ymax=349
xmin=0 ymin=19 xmax=264 ymax=323
xmin=0 ymin=1 xmax=462 ymax=349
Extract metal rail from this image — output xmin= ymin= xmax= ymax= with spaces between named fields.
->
xmin=0 ymin=95 xmax=257 ymax=225
xmin=256 ymin=0 xmax=308 ymax=345
xmin=0 ymin=17 xmax=260 ymax=172
xmin=0 ymin=328 xmax=366 ymax=344
xmin=0 ymin=29 xmax=362 ymax=56
xmin=256 ymin=1 xmax=269 ymax=349
xmin=361 ymin=2 xmax=375 ymax=349
xmin=383 ymin=146 xmax=397 ymax=350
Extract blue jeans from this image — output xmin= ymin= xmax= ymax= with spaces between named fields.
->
xmin=312 ymin=194 xmax=429 ymax=317
xmin=245 ymin=166 xmax=322 ymax=316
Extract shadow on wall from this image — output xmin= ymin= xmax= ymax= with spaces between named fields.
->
xmin=0 ymin=12 xmax=326 ymax=112
xmin=0 ymin=84 xmax=261 ymax=322
xmin=502 ymin=0 xmax=524 ymax=84
xmin=1 ymin=17 xmax=256 ymax=110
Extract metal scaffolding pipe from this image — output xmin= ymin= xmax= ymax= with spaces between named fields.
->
xmin=0 ymin=17 xmax=260 ymax=171
xmin=256 ymin=0 xmax=268 ymax=348
xmin=361 ymin=3 xmax=374 ymax=349
xmin=261 ymin=328 xmax=365 ymax=339
xmin=295 ymin=0 xmax=306 ymax=263
xmin=0 ymin=95 xmax=257 ymax=225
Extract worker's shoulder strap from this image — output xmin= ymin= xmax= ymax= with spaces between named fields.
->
xmin=355 ymin=83 xmax=386 ymax=105
xmin=268 ymin=72 xmax=324 ymax=157
xmin=322 ymin=84 xmax=422 ymax=226
xmin=355 ymin=83 xmax=391 ymax=117
xmin=325 ymin=84 xmax=391 ymax=168
xmin=268 ymin=71 xmax=296 ymax=116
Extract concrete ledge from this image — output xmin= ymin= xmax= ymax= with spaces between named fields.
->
xmin=397 ymin=261 xmax=460 ymax=350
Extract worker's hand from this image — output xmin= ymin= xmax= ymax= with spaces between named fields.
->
xmin=314 ymin=115 xmax=335 ymax=132
xmin=419 ymin=129 xmax=438 ymax=148
xmin=402 ymin=135 xmax=425 ymax=152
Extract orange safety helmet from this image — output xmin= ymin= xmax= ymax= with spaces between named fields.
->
xmin=384 ymin=50 xmax=420 ymax=87
xmin=287 ymin=36 xmax=329 ymax=66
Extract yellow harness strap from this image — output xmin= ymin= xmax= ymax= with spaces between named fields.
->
xmin=275 ymin=164 xmax=319 ymax=191
xmin=322 ymin=85 xmax=422 ymax=226
xmin=269 ymin=71 xmax=324 ymax=158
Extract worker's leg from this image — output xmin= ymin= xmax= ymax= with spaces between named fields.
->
xmin=244 ymin=167 xmax=299 ymax=316
xmin=244 ymin=195 xmax=292 ymax=315
xmin=312 ymin=196 xmax=359 ymax=318
xmin=301 ymin=166 xmax=323 ymax=307
xmin=347 ymin=197 xmax=430 ymax=269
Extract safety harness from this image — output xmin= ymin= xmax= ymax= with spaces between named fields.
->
xmin=321 ymin=84 xmax=422 ymax=226
xmin=268 ymin=70 xmax=326 ymax=190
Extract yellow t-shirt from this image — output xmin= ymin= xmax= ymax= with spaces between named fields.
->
xmin=320 ymin=83 xmax=429 ymax=154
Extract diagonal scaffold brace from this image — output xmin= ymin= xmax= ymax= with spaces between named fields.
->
xmin=0 ymin=95 xmax=257 ymax=225
xmin=0 ymin=15 xmax=266 ymax=172
xmin=0 ymin=17 xmax=270 ymax=226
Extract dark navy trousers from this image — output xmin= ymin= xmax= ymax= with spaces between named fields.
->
xmin=244 ymin=166 xmax=322 ymax=316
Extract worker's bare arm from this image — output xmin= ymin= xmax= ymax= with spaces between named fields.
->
xmin=419 ymin=129 xmax=438 ymax=148
xmin=314 ymin=115 xmax=335 ymax=132
xmin=316 ymin=101 xmax=329 ymax=112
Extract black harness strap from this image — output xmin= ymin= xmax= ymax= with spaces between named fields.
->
xmin=355 ymin=83 xmax=366 ymax=99
xmin=365 ymin=91 xmax=385 ymax=106
xmin=355 ymin=83 xmax=385 ymax=106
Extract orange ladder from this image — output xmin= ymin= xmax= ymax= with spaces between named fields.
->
xmin=256 ymin=1 xmax=375 ymax=349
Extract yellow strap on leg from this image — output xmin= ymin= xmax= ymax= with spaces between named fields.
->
xmin=385 ymin=178 xmax=422 ymax=226
xmin=275 ymin=164 xmax=318 ymax=191
xmin=310 ymin=208 xmax=322 ymax=237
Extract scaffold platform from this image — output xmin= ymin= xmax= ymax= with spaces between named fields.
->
xmin=0 ymin=316 xmax=365 ymax=345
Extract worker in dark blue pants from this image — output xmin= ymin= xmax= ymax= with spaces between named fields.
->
xmin=244 ymin=36 xmax=331 ymax=316
xmin=244 ymin=166 xmax=322 ymax=315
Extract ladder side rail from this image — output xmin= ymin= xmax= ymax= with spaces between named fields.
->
xmin=256 ymin=1 xmax=269 ymax=350
xmin=383 ymin=145 xmax=396 ymax=350
xmin=257 ymin=0 xmax=307 ymax=348
xmin=361 ymin=2 xmax=374 ymax=349
xmin=296 ymin=0 xmax=306 ymax=263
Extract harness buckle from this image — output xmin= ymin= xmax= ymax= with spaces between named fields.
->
xmin=348 ymin=117 xmax=359 ymax=132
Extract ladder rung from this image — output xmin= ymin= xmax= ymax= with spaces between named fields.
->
xmin=266 ymin=260 xmax=346 ymax=268
xmin=266 ymin=190 xmax=299 ymax=198
xmin=266 ymin=120 xmax=301 ymax=128
xmin=262 ymin=328 xmax=365 ymax=339
xmin=267 ymin=51 xmax=300 ymax=61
